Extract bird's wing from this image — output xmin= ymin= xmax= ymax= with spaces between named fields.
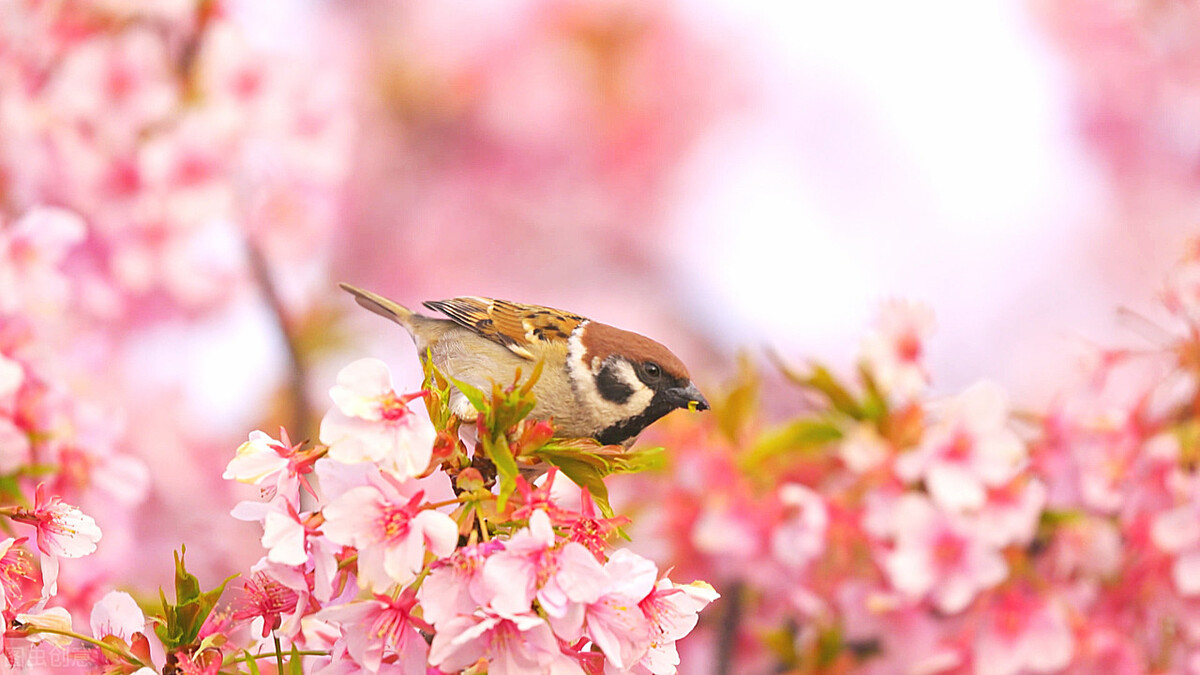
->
xmin=422 ymin=297 xmax=586 ymax=361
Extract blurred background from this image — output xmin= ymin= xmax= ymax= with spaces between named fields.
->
xmin=3 ymin=0 xmax=1199 ymax=670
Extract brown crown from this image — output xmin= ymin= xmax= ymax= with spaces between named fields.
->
xmin=579 ymin=322 xmax=691 ymax=380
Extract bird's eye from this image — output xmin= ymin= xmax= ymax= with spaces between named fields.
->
xmin=643 ymin=362 xmax=662 ymax=379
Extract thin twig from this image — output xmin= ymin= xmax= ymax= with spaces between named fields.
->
xmin=246 ymin=239 xmax=313 ymax=442
xmin=715 ymin=580 xmax=743 ymax=675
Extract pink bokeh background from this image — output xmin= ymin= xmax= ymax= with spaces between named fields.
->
xmin=3 ymin=0 xmax=1200 ymax=672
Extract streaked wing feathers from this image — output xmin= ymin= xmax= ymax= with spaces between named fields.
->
xmin=422 ymin=297 xmax=585 ymax=360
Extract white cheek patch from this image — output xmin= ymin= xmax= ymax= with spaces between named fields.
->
xmin=608 ymin=359 xmax=654 ymax=415
xmin=568 ymin=325 xmax=653 ymax=421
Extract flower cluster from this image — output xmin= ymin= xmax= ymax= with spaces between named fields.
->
xmin=612 ymin=248 xmax=1200 ymax=673
xmin=0 ymin=206 xmax=149 ymax=667
xmin=1 ymin=353 xmax=717 ymax=673
xmin=1 ymin=0 xmax=352 ymax=322
xmin=218 ymin=357 xmax=717 ymax=674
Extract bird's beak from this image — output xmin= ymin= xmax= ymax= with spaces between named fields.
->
xmin=670 ymin=382 xmax=710 ymax=412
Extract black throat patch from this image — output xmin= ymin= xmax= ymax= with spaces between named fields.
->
xmin=595 ymin=361 xmax=634 ymax=404
xmin=594 ymin=391 xmax=679 ymax=446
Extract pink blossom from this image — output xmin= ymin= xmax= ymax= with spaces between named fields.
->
xmin=321 ymin=472 xmax=457 ymax=592
xmin=881 ymin=494 xmax=1007 ymax=613
xmin=0 ymin=208 xmax=87 ymax=316
xmin=1045 ymin=515 xmax=1122 ymax=581
xmin=482 ymin=509 xmax=607 ymax=638
xmin=231 ymin=484 xmax=314 ymax=567
xmin=233 ymin=496 xmax=313 ymax=568
xmin=0 ymin=417 xmax=30 ymax=475
xmin=1152 ymin=503 xmax=1200 ymax=596
xmin=0 ymin=354 xmax=23 ymax=403
xmin=318 ymin=589 xmax=430 ymax=674
xmin=0 ymin=538 xmax=33 ymax=613
xmin=262 ymin=503 xmax=310 ymax=567
xmin=860 ymin=299 xmax=935 ymax=400
xmin=15 ymin=484 xmax=102 ymax=597
xmin=631 ymin=577 xmax=720 ymax=674
xmin=90 ymin=590 xmax=145 ymax=641
xmin=419 ymin=541 xmax=504 ymax=628
xmin=973 ymin=588 xmax=1074 ymax=675
xmin=973 ymin=478 xmax=1047 ymax=548
xmin=1164 ymin=250 xmax=1200 ymax=324
xmin=565 ymin=488 xmax=630 ymax=561
xmin=690 ymin=501 xmax=761 ymax=567
xmin=319 ymin=359 xmax=435 ymax=478
xmin=838 ymin=421 xmax=890 ymax=473
xmin=428 ymin=608 xmax=580 ymax=675
xmin=770 ymin=483 xmax=828 ymax=571
xmin=895 ymin=381 xmax=1026 ymax=512
xmin=14 ymin=606 xmax=73 ymax=646
xmin=836 ymin=583 xmax=965 ymax=673
xmin=223 ymin=430 xmax=292 ymax=487
xmin=46 ymin=28 xmax=178 ymax=143
xmin=582 ymin=548 xmax=659 ymax=670
xmin=232 ymin=560 xmax=315 ymax=640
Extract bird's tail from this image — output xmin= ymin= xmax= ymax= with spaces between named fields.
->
xmin=338 ymin=283 xmax=416 ymax=331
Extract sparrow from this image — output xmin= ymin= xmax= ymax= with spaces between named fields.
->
xmin=339 ymin=283 xmax=709 ymax=447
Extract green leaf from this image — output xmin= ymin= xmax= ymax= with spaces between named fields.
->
xmin=804 ymin=364 xmax=862 ymax=418
xmin=244 ymin=650 xmax=262 ymax=675
xmin=815 ymin=624 xmax=844 ymax=667
xmin=540 ymin=454 xmax=615 ymax=518
xmin=740 ymin=419 xmax=842 ymax=471
xmin=856 ymin=364 xmax=889 ymax=422
xmin=446 ymin=375 xmax=488 ymax=414
xmin=153 ymin=547 xmax=236 ymax=650
xmin=486 ymin=435 xmax=520 ymax=510
xmin=715 ymin=353 xmax=760 ymax=443
xmin=288 ymin=643 xmax=304 ymax=675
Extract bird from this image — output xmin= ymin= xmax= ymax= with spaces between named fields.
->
xmin=339 ymin=283 xmax=709 ymax=447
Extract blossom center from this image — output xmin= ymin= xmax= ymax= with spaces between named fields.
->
xmin=379 ymin=505 xmax=413 ymax=540
xmin=943 ymin=431 xmax=974 ymax=462
xmin=896 ymin=331 xmax=922 ymax=362
xmin=932 ymin=530 xmax=966 ymax=569
xmin=379 ymin=392 xmax=413 ymax=422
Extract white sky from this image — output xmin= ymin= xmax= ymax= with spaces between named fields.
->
xmin=669 ymin=0 xmax=1121 ymax=400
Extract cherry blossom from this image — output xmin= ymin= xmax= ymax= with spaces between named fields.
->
xmin=770 ymin=483 xmax=828 ymax=571
xmin=482 ymin=509 xmax=608 ymax=635
xmin=0 ymin=207 xmax=87 ymax=316
xmin=261 ymin=502 xmax=311 ymax=567
xmin=12 ymin=484 xmax=102 ymax=597
xmin=319 ymin=358 xmax=435 ymax=479
xmin=14 ymin=606 xmax=73 ymax=646
xmin=223 ymin=430 xmax=294 ymax=489
xmin=631 ymin=576 xmax=720 ymax=674
xmin=321 ymin=472 xmax=457 ymax=592
xmin=582 ymin=548 xmax=660 ymax=670
xmin=428 ymin=608 xmax=578 ymax=675
xmin=90 ymin=590 xmax=145 ymax=641
xmin=1151 ymin=502 xmax=1200 ymax=596
xmin=318 ymin=590 xmax=430 ymax=674
xmin=973 ymin=588 xmax=1074 ymax=675
xmin=895 ymin=381 xmax=1026 ymax=512
xmin=0 ymin=538 xmax=33 ymax=613
xmin=973 ymin=478 xmax=1047 ymax=548
xmin=232 ymin=560 xmax=312 ymax=639
xmin=860 ymin=299 xmax=935 ymax=400
xmin=880 ymin=494 xmax=1007 ymax=614
xmin=419 ymin=541 xmax=503 ymax=628
xmin=838 ymin=421 xmax=890 ymax=473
